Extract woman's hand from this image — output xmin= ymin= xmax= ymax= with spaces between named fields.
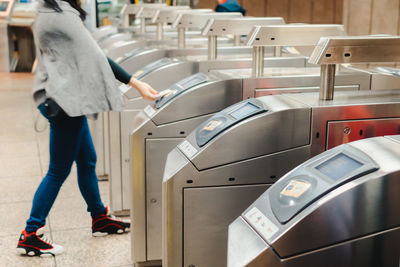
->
xmin=128 ymin=77 xmax=158 ymax=101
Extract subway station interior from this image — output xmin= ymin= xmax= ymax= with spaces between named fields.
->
xmin=1 ymin=0 xmax=400 ymax=266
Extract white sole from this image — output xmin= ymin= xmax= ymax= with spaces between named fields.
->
xmin=92 ymin=227 xmax=130 ymax=237
xmin=17 ymin=246 xmax=64 ymax=257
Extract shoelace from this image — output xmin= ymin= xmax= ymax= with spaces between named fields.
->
xmin=40 ymin=235 xmax=54 ymax=245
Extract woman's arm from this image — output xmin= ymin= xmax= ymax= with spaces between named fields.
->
xmin=107 ymin=57 xmax=158 ymax=101
xmin=107 ymin=57 xmax=132 ymax=84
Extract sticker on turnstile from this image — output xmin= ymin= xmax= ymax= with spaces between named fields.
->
xmin=202 ymin=120 xmax=222 ymax=131
xmin=133 ymin=70 xmax=144 ymax=78
xmin=245 ymin=207 xmax=279 ymax=240
xmin=178 ymin=140 xmax=198 ymax=158
xmin=280 ymin=180 xmax=311 ymax=198
xmin=144 ymin=105 xmax=156 ymax=117
xmin=119 ymin=84 xmax=132 ymax=94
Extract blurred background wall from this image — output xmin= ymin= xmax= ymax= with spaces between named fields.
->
xmin=193 ymin=0 xmax=400 ymax=35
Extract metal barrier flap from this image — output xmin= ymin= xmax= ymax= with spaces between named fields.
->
xmin=246 ymin=24 xmax=346 ymax=47
xmin=202 ymin=17 xmax=285 ymax=36
xmin=175 ymin=12 xmax=243 ymax=30
xmin=136 ymin=4 xmax=168 ymax=19
xmin=309 ymin=36 xmax=400 ymax=64
xmin=150 ymin=6 xmax=190 ymax=24
xmin=152 ymin=8 xmax=211 ymax=24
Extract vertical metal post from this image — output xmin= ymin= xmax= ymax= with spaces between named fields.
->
xmin=274 ymin=46 xmax=282 ymax=57
xmin=177 ymin=27 xmax=185 ymax=48
xmin=234 ymin=35 xmax=241 ymax=46
xmin=252 ymin=46 xmax=265 ymax=77
xmin=319 ymin=64 xmax=336 ymax=100
xmin=208 ymin=35 xmax=217 ymax=60
xmin=140 ymin=18 xmax=146 ymax=33
xmin=156 ymin=22 xmax=163 ymax=40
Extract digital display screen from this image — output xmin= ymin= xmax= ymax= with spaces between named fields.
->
xmin=229 ymin=102 xmax=260 ymax=120
xmin=0 ymin=1 xmax=9 ymax=12
xmin=316 ymin=153 xmax=363 ymax=181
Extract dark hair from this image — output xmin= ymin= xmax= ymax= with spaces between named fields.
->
xmin=44 ymin=0 xmax=87 ymax=21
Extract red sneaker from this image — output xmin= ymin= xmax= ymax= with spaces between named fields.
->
xmin=16 ymin=227 xmax=63 ymax=257
xmin=92 ymin=207 xmax=130 ymax=237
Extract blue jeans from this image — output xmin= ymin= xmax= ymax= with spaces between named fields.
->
xmin=25 ymin=103 xmax=106 ymax=232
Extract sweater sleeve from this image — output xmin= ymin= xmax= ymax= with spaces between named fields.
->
xmin=107 ymin=57 xmax=132 ymax=84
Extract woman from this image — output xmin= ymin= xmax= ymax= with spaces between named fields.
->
xmin=16 ymin=0 xmax=158 ymax=257
xmin=215 ymin=0 xmax=246 ymax=15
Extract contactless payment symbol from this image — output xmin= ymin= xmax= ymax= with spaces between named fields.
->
xmin=203 ymin=120 xmax=222 ymax=131
xmin=280 ymin=180 xmax=311 ymax=198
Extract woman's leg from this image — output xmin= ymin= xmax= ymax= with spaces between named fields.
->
xmin=25 ymin=107 xmax=86 ymax=232
xmin=75 ymin=117 xmax=106 ymax=217
xmin=75 ymin=117 xmax=130 ymax=236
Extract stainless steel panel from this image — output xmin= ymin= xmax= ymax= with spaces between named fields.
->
xmin=247 ymin=24 xmax=346 ymax=47
xmin=98 ymin=33 xmax=131 ymax=50
xmin=146 ymin=138 xmax=184 ymax=261
xmin=183 ymin=184 xmax=270 ymax=267
xmin=189 ymin=95 xmax=311 ymax=170
xmin=0 ymin=22 xmax=11 ymax=72
xmin=119 ymin=49 xmax=167 ymax=76
xmin=309 ymin=36 xmax=400 ymax=65
xmin=108 ymin=111 xmax=123 ymax=211
xmin=227 ymin=217 xmax=270 ymax=267
xmin=155 ymin=8 xmax=213 ymax=24
xmin=202 ymin=17 xmax=285 ymax=36
xmin=162 ymin=145 xmax=311 ymax=267
xmin=153 ymin=79 xmax=243 ymax=125
xmin=255 ymin=85 xmax=359 ymax=97
xmin=283 ymin=90 xmax=400 ymax=156
xmin=140 ymin=61 xmax=197 ymax=91
xmin=178 ymin=12 xmax=243 ymax=30
xmin=132 ymin=113 xmax=214 ymax=263
xmin=326 ymin=118 xmax=400 ymax=149
xmin=105 ymin=40 xmax=146 ymax=61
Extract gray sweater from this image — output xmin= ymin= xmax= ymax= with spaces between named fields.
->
xmin=33 ymin=0 xmax=123 ymax=117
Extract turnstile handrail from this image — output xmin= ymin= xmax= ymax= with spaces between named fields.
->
xmin=245 ymin=24 xmax=347 ymax=77
xmin=176 ymin=12 xmax=243 ymax=30
xmin=308 ymin=35 xmax=400 ymax=100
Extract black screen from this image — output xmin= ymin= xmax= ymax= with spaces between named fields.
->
xmin=316 ymin=153 xmax=363 ymax=181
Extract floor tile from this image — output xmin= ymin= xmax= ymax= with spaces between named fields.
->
xmin=0 ymin=156 xmax=42 ymax=178
xmin=0 ymin=176 xmax=42 ymax=204
xmin=48 ymin=196 xmax=93 ymax=231
xmin=0 ymin=234 xmax=56 ymax=267
xmin=52 ymin=228 xmax=132 ymax=267
xmin=0 ymin=141 xmax=39 ymax=159
xmin=0 ymin=202 xmax=33 ymax=237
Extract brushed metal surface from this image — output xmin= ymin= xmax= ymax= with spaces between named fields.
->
xmin=183 ymin=184 xmax=270 ymax=267
xmin=164 ymin=90 xmax=400 ymax=267
xmin=152 ymin=78 xmax=243 ymax=125
xmin=98 ymin=33 xmax=132 ymax=50
xmin=309 ymin=36 xmax=400 ymax=65
xmin=326 ymin=118 xmax=400 ymax=149
xmin=154 ymin=8 xmax=212 ymax=24
xmin=131 ymin=112 xmax=214 ymax=263
xmin=189 ymin=95 xmax=311 ymax=170
xmin=247 ymin=24 xmax=346 ymax=47
xmin=105 ymin=40 xmax=146 ymax=60
xmin=202 ymin=17 xmax=285 ymax=36
xmin=162 ymin=145 xmax=311 ymax=267
xmin=177 ymin=12 xmax=243 ymax=30
xmin=230 ymin=136 xmax=400 ymax=267
xmin=228 ymin=217 xmax=270 ymax=267
xmin=146 ymin=138 xmax=184 ymax=261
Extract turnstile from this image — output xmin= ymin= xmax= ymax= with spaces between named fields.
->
xmin=161 ymin=36 xmax=400 ymax=267
xmin=228 ymin=135 xmax=400 ymax=267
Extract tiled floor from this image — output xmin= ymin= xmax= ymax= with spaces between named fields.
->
xmin=0 ymin=73 xmax=133 ymax=267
